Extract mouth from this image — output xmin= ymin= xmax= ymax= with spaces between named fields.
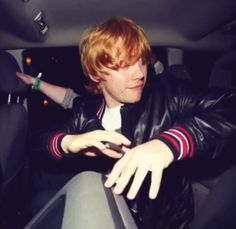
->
xmin=129 ymin=84 xmax=144 ymax=90
xmin=129 ymin=82 xmax=144 ymax=89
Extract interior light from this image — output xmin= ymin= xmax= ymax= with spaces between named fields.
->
xmin=25 ymin=56 xmax=32 ymax=65
xmin=43 ymin=99 xmax=48 ymax=107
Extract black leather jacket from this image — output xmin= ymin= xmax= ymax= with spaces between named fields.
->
xmin=45 ymin=74 xmax=236 ymax=229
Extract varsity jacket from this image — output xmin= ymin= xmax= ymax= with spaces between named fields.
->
xmin=46 ymin=74 xmax=236 ymax=229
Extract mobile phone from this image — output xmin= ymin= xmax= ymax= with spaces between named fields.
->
xmin=103 ymin=142 xmax=125 ymax=155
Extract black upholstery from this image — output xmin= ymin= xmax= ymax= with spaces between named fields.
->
xmin=189 ymin=50 xmax=236 ymax=229
xmin=190 ymin=165 xmax=236 ymax=229
xmin=0 ymin=51 xmax=29 ymax=224
xmin=208 ymin=50 xmax=236 ymax=88
xmin=165 ymin=64 xmax=192 ymax=81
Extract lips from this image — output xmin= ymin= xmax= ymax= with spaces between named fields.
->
xmin=129 ymin=83 xmax=144 ymax=89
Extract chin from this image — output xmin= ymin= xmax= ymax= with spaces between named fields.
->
xmin=126 ymin=97 xmax=142 ymax=104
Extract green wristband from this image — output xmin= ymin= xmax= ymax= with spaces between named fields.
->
xmin=32 ymin=77 xmax=41 ymax=90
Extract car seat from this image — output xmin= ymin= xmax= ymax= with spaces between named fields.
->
xmin=208 ymin=50 xmax=236 ymax=88
xmin=190 ymin=163 xmax=236 ymax=229
xmin=189 ymin=49 xmax=236 ymax=229
xmin=0 ymin=51 xmax=29 ymax=226
xmin=24 ymin=171 xmax=138 ymax=229
xmin=164 ymin=64 xmax=192 ymax=81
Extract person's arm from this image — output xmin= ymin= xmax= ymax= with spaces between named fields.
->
xmin=166 ymin=83 xmax=236 ymax=160
xmin=60 ymin=88 xmax=79 ymax=109
xmin=105 ymin=80 xmax=236 ymax=200
xmin=16 ymin=72 xmax=67 ymax=105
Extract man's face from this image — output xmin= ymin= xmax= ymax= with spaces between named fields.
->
xmin=98 ymin=58 xmax=147 ymax=108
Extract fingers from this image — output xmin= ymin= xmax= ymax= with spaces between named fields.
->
xmin=97 ymin=130 xmax=131 ymax=146
xmin=64 ymin=130 xmax=131 ymax=158
xmin=83 ymin=139 xmax=124 ymax=158
xmin=16 ymin=72 xmax=34 ymax=85
xmin=16 ymin=72 xmax=24 ymax=81
xmin=104 ymin=148 xmax=148 ymax=198
xmin=87 ymin=131 xmax=131 ymax=154
xmin=84 ymin=151 xmax=97 ymax=157
xmin=126 ymin=163 xmax=150 ymax=199
xmin=16 ymin=71 xmax=27 ymax=79
xmin=16 ymin=71 xmax=22 ymax=77
xmin=112 ymin=160 xmax=137 ymax=195
xmin=104 ymin=142 xmax=167 ymax=200
xmin=83 ymin=130 xmax=130 ymax=146
xmin=105 ymin=157 xmax=151 ymax=200
xmin=105 ymin=162 xmax=163 ymax=200
xmin=83 ymin=146 xmax=123 ymax=158
xmin=86 ymin=139 xmax=107 ymax=150
xmin=149 ymin=167 xmax=163 ymax=199
xmin=84 ymin=130 xmax=131 ymax=157
xmin=104 ymin=151 xmax=132 ymax=188
xmin=65 ymin=135 xmax=106 ymax=153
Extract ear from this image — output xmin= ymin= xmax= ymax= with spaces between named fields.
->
xmin=88 ymin=74 xmax=100 ymax=82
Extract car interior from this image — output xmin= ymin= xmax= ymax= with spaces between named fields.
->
xmin=0 ymin=0 xmax=236 ymax=228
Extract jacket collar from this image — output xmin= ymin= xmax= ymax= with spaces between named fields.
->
xmin=96 ymin=99 xmax=106 ymax=120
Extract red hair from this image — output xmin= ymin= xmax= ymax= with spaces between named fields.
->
xmin=80 ymin=17 xmax=151 ymax=93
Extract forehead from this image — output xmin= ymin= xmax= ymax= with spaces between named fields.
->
xmin=102 ymin=58 xmax=145 ymax=75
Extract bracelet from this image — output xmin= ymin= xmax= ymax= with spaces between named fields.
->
xmin=32 ymin=72 xmax=42 ymax=90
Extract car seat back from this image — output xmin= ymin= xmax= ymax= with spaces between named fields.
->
xmin=0 ymin=51 xmax=29 ymax=223
xmin=24 ymin=171 xmax=138 ymax=229
xmin=189 ymin=50 xmax=236 ymax=229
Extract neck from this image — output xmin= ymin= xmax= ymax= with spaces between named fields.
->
xmin=104 ymin=97 xmax=123 ymax=109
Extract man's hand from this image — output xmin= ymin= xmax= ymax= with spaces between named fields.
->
xmin=104 ymin=139 xmax=174 ymax=199
xmin=61 ymin=130 xmax=131 ymax=158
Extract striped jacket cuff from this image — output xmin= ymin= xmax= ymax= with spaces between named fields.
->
xmin=49 ymin=132 xmax=66 ymax=160
xmin=157 ymin=126 xmax=195 ymax=160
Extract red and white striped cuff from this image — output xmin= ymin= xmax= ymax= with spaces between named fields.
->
xmin=49 ymin=132 xmax=66 ymax=160
xmin=158 ymin=126 xmax=195 ymax=160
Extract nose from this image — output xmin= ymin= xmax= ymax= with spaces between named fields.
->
xmin=132 ymin=59 xmax=146 ymax=80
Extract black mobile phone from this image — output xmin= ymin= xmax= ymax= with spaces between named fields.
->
xmin=103 ymin=142 xmax=125 ymax=155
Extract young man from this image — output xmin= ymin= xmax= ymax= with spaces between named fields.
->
xmin=39 ymin=17 xmax=236 ymax=228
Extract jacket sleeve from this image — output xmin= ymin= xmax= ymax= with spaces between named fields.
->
xmin=39 ymin=96 xmax=103 ymax=160
xmin=60 ymin=88 xmax=79 ymax=109
xmin=157 ymin=79 xmax=236 ymax=161
xmin=31 ymin=96 xmax=86 ymax=160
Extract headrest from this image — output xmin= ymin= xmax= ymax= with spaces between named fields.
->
xmin=0 ymin=51 xmax=27 ymax=93
xmin=164 ymin=64 xmax=191 ymax=81
xmin=214 ymin=50 xmax=236 ymax=71
xmin=209 ymin=50 xmax=236 ymax=88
